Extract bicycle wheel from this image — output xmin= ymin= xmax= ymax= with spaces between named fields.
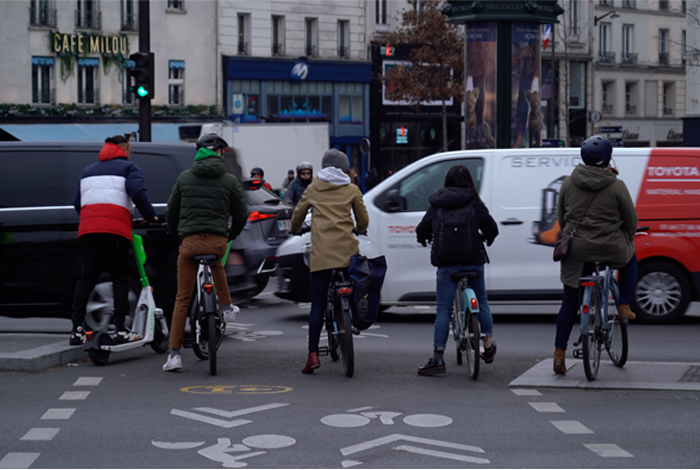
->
xmin=328 ymin=323 xmax=340 ymax=361
xmin=606 ymin=278 xmax=628 ymax=367
xmin=208 ymin=312 xmax=217 ymax=376
xmin=465 ymin=311 xmax=481 ymax=380
xmin=190 ymin=297 xmax=209 ymax=360
xmin=452 ymin=288 xmax=465 ymax=365
xmin=337 ymin=296 xmax=354 ymax=377
xmin=582 ymin=284 xmax=602 ymax=381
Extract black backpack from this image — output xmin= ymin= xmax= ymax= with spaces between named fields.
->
xmin=432 ymin=203 xmax=480 ymax=265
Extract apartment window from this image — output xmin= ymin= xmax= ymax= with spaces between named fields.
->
xmin=77 ymin=58 xmax=99 ymax=104
xmin=682 ymin=30 xmax=687 ymax=64
xmin=622 ymin=0 xmax=636 ymax=8
xmin=238 ymin=14 xmax=250 ymax=55
xmin=659 ymin=29 xmax=669 ymax=64
xmin=31 ymin=57 xmax=54 ymax=104
xmin=305 ymin=18 xmax=318 ymax=57
xmin=659 ymin=0 xmax=669 ymax=10
xmin=569 ymin=62 xmax=586 ymax=109
xmin=75 ymin=0 xmax=101 ymax=29
xmin=376 ymin=0 xmax=388 ymax=24
xmin=600 ymin=23 xmax=611 ymax=53
xmin=338 ymin=20 xmax=350 ymax=58
xmin=29 ymin=0 xmax=56 ymax=27
xmin=167 ymin=0 xmax=184 ymax=10
xmin=602 ymin=82 xmax=614 ymax=113
xmin=272 ymin=16 xmax=285 ymax=56
xmin=663 ymin=83 xmax=674 ymax=115
xmin=569 ymin=0 xmax=580 ymax=36
xmin=625 ymin=82 xmax=637 ymax=114
xmin=169 ymin=60 xmax=185 ymax=105
xmin=122 ymin=58 xmax=135 ymax=104
xmin=622 ymin=25 xmax=637 ymax=63
xmin=121 ymin=0 xmax=136 ymax=30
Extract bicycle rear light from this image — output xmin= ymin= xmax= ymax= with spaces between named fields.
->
xmin=470 ymin=298 xmax=478 ymax=310
xmin=337 ymin=287 xmax=352 ymax=295
xmin=580 ymin=281 xmax=595 ymax=287
xmin=582 ymin=304 xmax=589 ymax=314
xmin=204 ymin=283 xmax=213 ymax=294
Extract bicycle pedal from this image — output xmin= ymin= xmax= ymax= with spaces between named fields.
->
xmin=317 ymin=346 xmax=330 ymax=357
xmin=573 ymin=348 xmax=583 ymax=359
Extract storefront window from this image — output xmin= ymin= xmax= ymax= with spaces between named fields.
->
xmin=228 ymin=79 xmax=260 ymax=123
xmin=266 ymin=80 xmax=332 ymax=122
xmin=339 ymin=83 xmax=364 ymax=124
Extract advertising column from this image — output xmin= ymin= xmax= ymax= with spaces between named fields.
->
xmin=511 ymin=22 xmax=541 ymax=148
xmin=465 ymin=22 xmax=497 ymax=149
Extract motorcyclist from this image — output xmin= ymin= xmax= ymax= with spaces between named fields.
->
xmin=284 ymin=162 xmax=313 ymax=207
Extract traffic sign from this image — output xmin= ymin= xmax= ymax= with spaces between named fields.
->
xmin=609 ymin=138 xmax=624 ymax=147
xmin=590 ymin=111 xmax=602 ymax=123
xmin=598 ymin=126 xmax=622 ymax=134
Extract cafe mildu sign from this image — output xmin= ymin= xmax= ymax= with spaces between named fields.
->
xmin=51 ymin=31 xmax=129 ymax=56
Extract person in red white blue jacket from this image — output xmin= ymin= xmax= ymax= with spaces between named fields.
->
xmin=69 ymin=135 xmax=158 ymax=346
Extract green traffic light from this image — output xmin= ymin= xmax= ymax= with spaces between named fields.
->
xmin=136 ymin=86 xmax=149 ymax=98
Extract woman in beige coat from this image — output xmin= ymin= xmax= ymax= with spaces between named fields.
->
xmin=554 ymin=135 xmax=638 ymax=374
xmin=290 ymin=149 xmax=369 ymax=373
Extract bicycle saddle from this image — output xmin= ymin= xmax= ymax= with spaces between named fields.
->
xmin=451 ymin=270 xmax=480 ymax=281
xmin=193 ymin=254 xmax=220 ymax=265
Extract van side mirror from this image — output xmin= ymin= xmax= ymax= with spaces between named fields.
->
xmin=384 ymin=189 xmax=402 ymax=212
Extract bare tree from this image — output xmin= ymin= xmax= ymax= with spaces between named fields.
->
xmin=379 ymin=0 xmax=463 ymax=152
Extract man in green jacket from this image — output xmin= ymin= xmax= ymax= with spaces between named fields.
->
xmin=162 ymin=134 xmax=248 ymax=372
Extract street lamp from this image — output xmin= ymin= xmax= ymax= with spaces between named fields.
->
xmin=594 ymin=10 xmax=620 ymax=26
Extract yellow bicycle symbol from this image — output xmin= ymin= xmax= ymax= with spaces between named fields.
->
xmin=180 ymin=385 xmax=293 ymax=395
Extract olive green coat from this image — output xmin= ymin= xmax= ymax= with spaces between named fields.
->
xmin=557 ymin=164 xmax=638 ymax=288
xmin=290 ymin=177 xmax=369 ymax=272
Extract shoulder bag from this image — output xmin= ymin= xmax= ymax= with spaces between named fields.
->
xmin=553 ymin=192 xmax=599 ymax=262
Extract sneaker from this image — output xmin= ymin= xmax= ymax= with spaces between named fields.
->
xmin=113 ymin=329 xmax=142 ymax=344
xmin=418 ymin=358 xmax=446 ymax=376
xmin=221 ymin=304 xmax=240 ymax=323
xmin=69 ymin=324 xmax=86 ymax=346
xmin=162 ymin=354 xmax=183 ymax=372
xmin=483 ymin=342 xmax=497 ymax=364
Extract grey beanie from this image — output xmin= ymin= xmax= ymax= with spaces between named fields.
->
xmin=321 ymin=148 xmax=349 ymax=171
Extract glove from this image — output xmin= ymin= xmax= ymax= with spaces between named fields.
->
xmin=485 ymin=238 xmax=494 ymax=247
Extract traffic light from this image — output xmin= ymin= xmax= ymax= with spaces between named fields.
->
xmin=127 ymin=52 xmax=154 ymax=100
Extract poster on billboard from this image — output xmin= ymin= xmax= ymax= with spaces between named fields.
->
xmin=511 ymin=22 xmax=542 ymax=148
xmin=465 ymin=22 xmax=497 ymax=149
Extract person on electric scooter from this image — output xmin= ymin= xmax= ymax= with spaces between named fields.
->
xmin=250 ymin=167 xmax=272 ymax=191
xmin=415 ymin=164 xmax=499 ymax=376
xmin=162 ymin=134 xmax=248 ymax=372
xmin=70 ymin=135 xmax=159 ymax=346
xmin=290 ymin=149 xmax=369 ymax=374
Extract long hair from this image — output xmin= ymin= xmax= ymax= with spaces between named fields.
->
xmin=444 ymin=164 xmax=476 ymax=190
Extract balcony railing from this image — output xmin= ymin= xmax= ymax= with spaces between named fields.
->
xmin=169 ymin=87 xmax=185 ymax=106
xmin=29 ymin=6 xmax=56 ymax=27
xmin=237 ymin=41 xmax=248 ymax=55
xmin=338 ymin=46 xmax=349 ymax=59
xmin=663 ymin=107 xmax=674 ymax=115
xmin=272 ymin=43 xmax=284 ymax=56
xmin=305 ymin=45 xmax=316 ymax=57
xmin=602 ymin=104 xmax=614 ymax=113
xmin=75 ymin=9 xmax=102 ymax=29
xmin=600 ymin=0 xmax=614 ymax=6
xmin=622 ymin=0 xmax=636 ymax=8
xmin=121 ymin=12 xmax=138 ymax=31
xmin=32 ymin=89 xmax=55 ymax=105
xmin=625 ymin=104 xmax=637 ymax=114
xmin=659 ymin=0 xmax=669 ymax=10
xmin=622 ymin=52 xmax=638 ymax=64
xmin=78 ymin=88 xmax=99 ymax=105
xmin=659 ymin=52 xmax=669 ymax=65
xmin=599 ymin=51 xmax=616 ymax=63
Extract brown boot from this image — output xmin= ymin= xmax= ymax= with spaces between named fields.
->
xmin=553 ymin=348 xmax=567 ymax=375
xmin=301 ymin=352 xmax=320 ymax=374
xmin=618 ymin=304 xmax=636 ymax=322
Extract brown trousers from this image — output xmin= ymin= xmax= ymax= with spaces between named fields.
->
xmin=169 ymin=234 xmax=232 ymax=349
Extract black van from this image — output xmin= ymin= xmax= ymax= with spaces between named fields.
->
xmin=0 ymin=141 xmax=195 ymax=328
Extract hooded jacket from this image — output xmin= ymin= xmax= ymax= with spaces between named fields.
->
xmin=166 ymin=148 xmax=248 ymax=240
xmin=416 ymin=187 xmax=498 ymax=267
xmin=557 ymin=164 xmax=638 ymax=288
xmin=284 ymin=174 xmax=312 ymax=206
xmin=73 ymin=142 xmax=156 ymax=241
xmin=290 ymin=167 xmax=369 ymax=272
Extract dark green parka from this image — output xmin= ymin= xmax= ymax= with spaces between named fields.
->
xmin=557 ymin=164 xmax=638 ymax=288
xmin=166 ymin=148 xmax=248 ymax=240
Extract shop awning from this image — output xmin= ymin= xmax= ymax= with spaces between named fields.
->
xmin=0 ymin=123 xmax=194 ymax=143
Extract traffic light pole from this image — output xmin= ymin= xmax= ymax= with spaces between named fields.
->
xmin=138 ymin=0 xmax=151 ymax=142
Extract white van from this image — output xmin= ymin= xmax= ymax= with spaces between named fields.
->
xmin=275 ymin=147 xmax=700 ymax=324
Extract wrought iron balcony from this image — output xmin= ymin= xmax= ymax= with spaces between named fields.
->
xmin=305 ymin=45 xmax=316 ymax=57
xmin=29 ymin=6 xmax=56 ymax=27
xmin=625 ymin=104 xmax=637 ymax=114
xmin=600 ymin=0 xmax=614 ymax=6
xmin=338 ymin=46 xmax=349 ymax=59
xmin=659 ymin=52 xmax=669 ymax=65
xmin=602 ymin=104 xmax=614 ymax=113
xmin=75 ymin=9 xmax=102 ymax=29
xmin=272 ymin=43 xmax=284 ymax=56
xmin=622 ymin=0 xmax=636 ymax=8
xmin=659 ymin=0 xmax=669 ymax=10
xmin=238 ymin=41 xmax=248 ymax=55
xmin=78 ymin=88 xmax=100 ymax=105
xmin=598 ymin=51 xmax=616 ymax=63
xmin=121 ymin=12 xmax=138 ymax=31
xmin=622 ymin=52 xmax=638 ymax=64
xmin=32 ymin=89 xmax=54 ymax=105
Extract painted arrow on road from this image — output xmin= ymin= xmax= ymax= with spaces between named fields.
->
xmin=171 ymin=403 xmax=289 ymax=428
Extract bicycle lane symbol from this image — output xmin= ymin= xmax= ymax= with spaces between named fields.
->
xmin=320 ymin=407 xmax=489 ymax=466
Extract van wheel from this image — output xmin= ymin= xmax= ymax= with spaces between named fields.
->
xmin=85 ymin=275 xmax=140 ymax=331
xmin=631 ymin=262 xmax=691 ymax=324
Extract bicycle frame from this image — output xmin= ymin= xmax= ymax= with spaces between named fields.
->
xmin=579 ymin=264 xmax=618 ymax=341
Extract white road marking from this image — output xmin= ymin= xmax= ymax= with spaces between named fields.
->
xmin=341 ymin=434 xmax=485 ymax=456
xmin=550 ymin=420 xmax=594 ymax=434
xmin=151 ymin=441 xmax=205 ymax=450
xmin=198 ymin=438 xmax=266 ymax=468
xmin=394 ymin=445 xmax=490 ymax=464
xmin=59 ymin=391 xmax=90 ymax=400
xmin=584 ymin=443 xmax=633 ymax=457
xmin=341 ymin=460 xmax=363 ymax=468
xmin=193 ymin=403 xmax=289 ymax=418
xmin=73 ymin=377 xmax=102 ymax=386
xmin=361 ymin=411 xmax=402 ymax=425
xmin=528 ymin=402 xmax=565 ymax=413
xmin=20 ymin=428 xmax=60 ymax=441
xmin=170 ymin=410 xmax=252 ymax=429
xmin=321 ymin=414 xmax=371 ymax=428
xmin=413 ymin=306 xmax=432 ymax=310
xmin=41 ymin=408 xmax=75 ymax=420
xmin=241 ymin=435 xmax=296 ymax=449
xmin=511 ymin=389 xmax=542 ymax=396
xmin=0 ymin=453 xmax=40 ymax=469
xmin=347 ymin=406 xmax=375 ymax=412
xmin=252 ymin=330 xmax=283 ymax=336
xmin=357 ymin=332 xmax=390 ymax=338
xmin=402 ymin=414 xmax=452 ymax=428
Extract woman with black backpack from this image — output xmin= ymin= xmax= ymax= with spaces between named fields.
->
xmin=415 ymin=165 xmax=499 ymax=376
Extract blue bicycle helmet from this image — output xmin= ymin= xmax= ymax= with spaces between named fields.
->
xmin=581 ymin=135 xmax=613 ymax=167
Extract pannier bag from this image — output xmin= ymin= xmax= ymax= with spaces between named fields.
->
xmin=348 ymin=254 xmax=387 ymax=330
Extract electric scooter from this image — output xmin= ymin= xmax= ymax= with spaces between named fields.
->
xmin=84 ymin=232 xmax=170 ymax=366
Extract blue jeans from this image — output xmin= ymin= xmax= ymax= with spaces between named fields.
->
xmin=555 ymin=254 xmax=637 ymax=350
xmin=434 ymin=265 xmax=493 ymax=351
xmin=308 ymin=268 xmax=348 ymax=353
